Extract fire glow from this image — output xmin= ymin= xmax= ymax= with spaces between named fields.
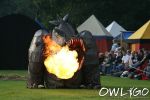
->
xmin=44 ymin=37 xmax=79 ymax=79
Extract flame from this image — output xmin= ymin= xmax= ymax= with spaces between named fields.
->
xmin=43 ymin=35 xmax=79 ymax=79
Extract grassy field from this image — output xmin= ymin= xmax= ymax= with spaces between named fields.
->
xmin=0 ymin=70 xmax=150 ymax=100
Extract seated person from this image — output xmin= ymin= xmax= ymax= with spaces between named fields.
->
xmin=143 ymin=60 xmax=150 ymax=80
xmin=101 ymin=53 xmax=113 ymax=75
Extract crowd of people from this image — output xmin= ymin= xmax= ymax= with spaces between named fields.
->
xmin=98 ymin=40 xmax=150 ymax=80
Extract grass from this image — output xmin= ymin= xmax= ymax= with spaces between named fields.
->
xmin=0 ymin=70 xmax=150 ymax=100
xmin=0 ymin=70 xmax=27 ymax=77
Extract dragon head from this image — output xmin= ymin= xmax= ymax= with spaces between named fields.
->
xmin=49 ymin=14 xmax=76 ymax=46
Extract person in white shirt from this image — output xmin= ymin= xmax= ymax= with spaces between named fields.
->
xmin=122 ymin=50 xmax=132 ymax=69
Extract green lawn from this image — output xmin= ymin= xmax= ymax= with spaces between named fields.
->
xmin=0 ymin=70 xmax=27 ymax=77
xmin=0 ymin=70 xmax=150 ymax=100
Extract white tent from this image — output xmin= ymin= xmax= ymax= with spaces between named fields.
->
xmin=106 ymin=21 xmax=126 ymax=38
xmin=77 ymin=15 xmax=113 ymax=53
xmin=77 ymin=15 xmax=112 ymax=37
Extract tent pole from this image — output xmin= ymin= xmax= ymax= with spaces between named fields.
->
xmin=120 ymin=31 xmax=123 ymax=47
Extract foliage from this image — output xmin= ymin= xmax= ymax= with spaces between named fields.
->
xmin=0 ymin=0 xmax=150 ymax=30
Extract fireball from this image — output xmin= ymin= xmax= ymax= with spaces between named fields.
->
xmin=42 ymin=35 xmax=79 ymax=79
xmin=44 ymin=46 xmax=79 ymax=79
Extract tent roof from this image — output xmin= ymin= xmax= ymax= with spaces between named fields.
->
xmin=106 ymin=21 xmax=126 ymax=38
xmin=115 ymin=31 xmax=134 ymax=40
xmin=128 ymin=20 xmax=150 ymax=39
xmin=77 ymin=15 xmax=112 ymax=37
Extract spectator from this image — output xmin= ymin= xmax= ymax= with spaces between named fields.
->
xmin=137 ymin=49 xmax=144 ymax=61
xmin=111 ymin=39 xmax=119 ymax=52
xmin=122 ymin=50 xmax=132 ymax=70
xmin=144 ymin=60 xmax=150 ymax=79
xmin=101 ymin=53 xmax=113 ymax=75
xmin=128 ymin=50 xmax=150 ymax=79
xmin=98 ymin=53 xmax=105 ymax=65
xmin=98 ymin=53 xmax=105 ymax=73
xmin=112 ymin=51 xmax=124 ymax=73
xmin=130 ymin=51 xmax=139 ymax=65
xmin=114 ymin=43 xmax=121 ymax=52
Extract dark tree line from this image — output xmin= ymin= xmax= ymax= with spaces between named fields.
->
xmin=0 ymin=0 xmax=150 ymax=68
xmin=0 ymin=0 xmax=150 ymax=30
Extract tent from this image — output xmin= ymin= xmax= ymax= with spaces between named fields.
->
xmin=0 ymin=14 xmax=41 ymax=69
xmin=116 ymin=31 xmax=134 ymax=41
xmin=128 ymin=20 xmax=150 ymax=51
xmin=115 ymin=31 xmax=134 ymax=49
xmin=106 ymin=21 xmax=126 ymax=38
xmin=77 ymin=15 xmax=113 ymax=53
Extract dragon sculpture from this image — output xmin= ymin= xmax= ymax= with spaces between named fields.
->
xmin=27 ymin=14 xmax=101 ymax=89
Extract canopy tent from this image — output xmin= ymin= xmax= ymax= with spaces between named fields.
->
xmin=128 ymin=20 xmax=150 ymax=51
xmin=77 ymin=15 xmax=113 ymax=53
xmin=115 ymin=31 xmax=134 ymax=49
xmin=0 ymin=14 xmax=41 ymax=69
xmin=115 ymin=31 xmax=134 ymax=41
xmin=106 ymin=21 xmax=126 ymax=38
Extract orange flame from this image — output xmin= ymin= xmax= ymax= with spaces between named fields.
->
xmin=42 ymin=35 xmax=79 ymax=79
